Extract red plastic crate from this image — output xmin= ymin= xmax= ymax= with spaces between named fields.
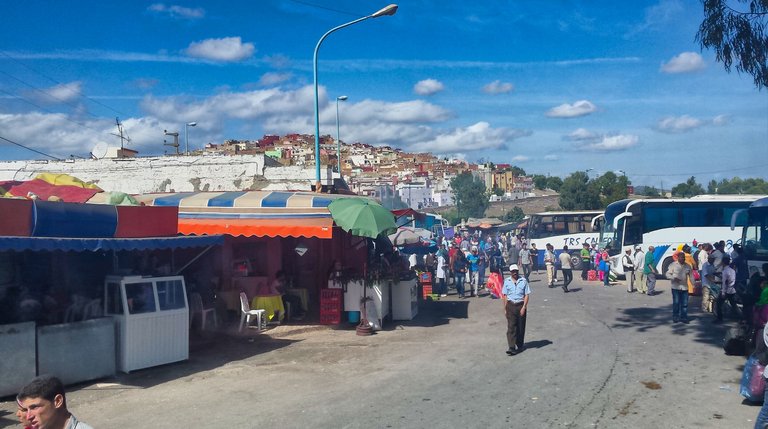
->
xmin=422 ymin=285 xmax=432 ymax=299
xmin=319 ymin=312 xmax=341 ymax=325
xmin=419 ymin=272 xmax=432 ymax=283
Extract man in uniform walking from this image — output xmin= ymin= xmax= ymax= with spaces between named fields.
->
xmin=502 ymin=264 xmax=531 ymax=356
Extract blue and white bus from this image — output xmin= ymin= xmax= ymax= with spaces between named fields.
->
xmin=601 ymin=195 xmax=765 ymax=277
xmin=526 ymin=210 xmax=603 ymax=269
xmin=739 ymin=197 xmax=768 ymax=277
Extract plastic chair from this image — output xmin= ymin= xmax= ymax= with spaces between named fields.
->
xmin=239 ymin=292 xmax=266 ymax=332
xmin=81 ymin=298 xmax=102 ymax=320
xmin=190 ymin=293 xmax=218 ymax=330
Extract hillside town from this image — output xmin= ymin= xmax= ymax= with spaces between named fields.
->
xmin=204 ymin=133 xmax=535 ymax=209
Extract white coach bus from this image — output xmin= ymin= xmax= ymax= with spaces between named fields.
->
xmin=600 ymin=195 xmax=765 ymax=277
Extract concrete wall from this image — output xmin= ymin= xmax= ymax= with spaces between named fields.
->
xmin=0 ymin=155 xmax=331 ymax=195
xmin=37 ymin=318 xmax=116 ymax=385
xmin=0 ymin=322 xmax=36 ymax=397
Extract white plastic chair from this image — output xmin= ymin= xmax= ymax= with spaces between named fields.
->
xmin=190 ymin=293 xmax=218 ymax=330
xmin=81 ymin=298 xmax=102 ymax=321
xmin=239 ymin=292 xmax=266 ymax=332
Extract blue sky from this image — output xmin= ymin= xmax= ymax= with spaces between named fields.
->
xmin=0 ymin=0 xmax=766 ymax=187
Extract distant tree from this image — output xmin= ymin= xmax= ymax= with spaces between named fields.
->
xmin=532 ymin=174 xmax=548 ymax=190
xmin=639 ymin=186 xmax=661 ymax=197
xmin=450 ymin=172 xmax=489 ymax=220
xmin=594 ymin=172 xmax=630 ymax=206
xmin=502 ymin=206 xmax=525 ymax=223
xmin=442 ymin=209 xmax=460 ymax=226
xmin=697 ymin=0 xmax=768 ymax=89
xmin=546 ymin=176 xmax=563 ymax=192
xmin=559 ymin=172 xmax=602 ymax=210
xmin=671 ymin=176 xmax=706 ymax=198
xmin=509 ymin=166 xmax=526 ymax=176
xmin=707 ymin=177 xmax=768 ymax=194
xmin=492 ymin=187 xmax=504 ymax=197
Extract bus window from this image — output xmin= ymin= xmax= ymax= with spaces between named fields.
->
xmin=643 ymin=206 xmax=677 ymax=232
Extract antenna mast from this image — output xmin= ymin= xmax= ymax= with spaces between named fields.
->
xmin=110 ymin=117 xmax=131 ymax=149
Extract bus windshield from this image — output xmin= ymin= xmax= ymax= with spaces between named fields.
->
xmin=744 ymin=206 xmax=768 ymax=261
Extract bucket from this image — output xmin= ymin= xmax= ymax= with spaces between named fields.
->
xmin=347 ymin=311 xmax=360 ymax=324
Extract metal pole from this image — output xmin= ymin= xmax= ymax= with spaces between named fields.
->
xmin=185 ymin=124 xmax=189 ymax=155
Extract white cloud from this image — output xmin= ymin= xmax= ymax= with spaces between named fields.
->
xmin=712 ymin=114 xmax=730 ymax=126
xmin=407 ymin=122 xmax=531 ymax=153
xmin=562 ymin=128 xmax=639 ymax=151
xmin=660 ymin=52 xmax=705 ymax=73
xmin=482 ymin=80 xmax=514 ymax=94
xmin=133 ymin=78 xmax=159 ymax=90
xmin=511 ymin=155 xmax=529 ymax=162
xmin=657 ymin=115 xmax=704 ymax=133
xmin=626 ymin=0 xmax=683 ymax=38
xmin=413 ymin=79 xmax=445 ymax=96
xmin=257 ymin=72 xmax=293 ymax=87
xmin=564 ymin=127 xmax=600 ymax=141
xmin=544 ymin=154 xmax=559 ymax=161
xmin=185 ymin=37 xmax=255 ymax=62
xmin=584 ymin=134 xmax=639 ymax=151
xmin=546 ymin=100 xmax=597 ymax=118
xmin=27 ymin=81 xmax=82 ymax=104
xmin=148 ymin=3 xmax=205 ymax=19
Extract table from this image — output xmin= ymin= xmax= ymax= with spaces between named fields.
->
xmin=252 ymin=295 xmax=285 ymax=322
xmin=285 ymin=288 xmax=309 ymax=312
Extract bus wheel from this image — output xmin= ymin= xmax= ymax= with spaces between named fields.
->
xmin=661 ymin=257 xmax=674 ymax=279
xmin=570 ymin=253 xmax=582 ymax=270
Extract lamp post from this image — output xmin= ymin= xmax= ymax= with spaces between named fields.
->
xmin=313 ymin=4 xmax=398 ymax=183
xmin=185 ymin=122 xmax=197 ymax=155
xmin=335 ymin=95 xmax=348 ymax=174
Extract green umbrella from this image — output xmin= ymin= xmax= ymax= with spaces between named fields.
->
xmin=328 ymin=198 xmax=397 ymax=239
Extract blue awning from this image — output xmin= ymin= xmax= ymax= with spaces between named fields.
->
xmin=0 ymin=235 xmax=224 ymax=252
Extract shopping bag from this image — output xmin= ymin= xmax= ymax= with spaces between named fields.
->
xmin=740 ymin=355 xmax=767 ymax=402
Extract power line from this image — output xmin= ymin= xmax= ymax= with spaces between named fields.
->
xmin=0 ymin=87 xmax=106 ymax=135
xmin=288 ymin=0 xmax=363 ymax=17
xmin=625 ymin=164 xmax=768 ymax=178
xmin=0 ymin=135 xmax=61 ymax=160
xmin=0 ymin=50 xmax=128 ymax=117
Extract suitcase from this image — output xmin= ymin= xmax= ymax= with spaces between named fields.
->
xmin=587 ymin=270 xmax=597 ymax=281
xmin=724 ymin=326 xmax=748 ymax=356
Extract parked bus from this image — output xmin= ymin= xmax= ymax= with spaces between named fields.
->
xmin=525 ymin=210 xmax=603 ymax=268
xmin=600 ymin=195 xmax=765 ymax=277
xmin=739 ymin=196 xmax=768 ymax=277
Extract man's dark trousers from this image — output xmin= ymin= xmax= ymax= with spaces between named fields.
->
xmin=505 ymin=302 xmax=526 ymax=350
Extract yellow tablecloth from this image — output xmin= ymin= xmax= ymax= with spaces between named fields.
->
xmin=252 ymin=295 xmax=285 ymax=322
xmin=285 ymin=288 xmax=309 ymax=311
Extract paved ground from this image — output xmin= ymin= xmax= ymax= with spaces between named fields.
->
xmin=0 ymin=270 xmax=761 ymax=428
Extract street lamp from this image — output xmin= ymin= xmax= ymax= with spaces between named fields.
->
xmin=185 ymin=122 xmax=197 ymax=155
xmin=335 ymin=95 xmax=348 ymax=174
xmin=313 ymin=4 xmax=398 ymax=183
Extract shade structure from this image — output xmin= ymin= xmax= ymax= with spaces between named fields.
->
xmin=131 ymin=191 xmax=376 ymax=239
xmin=327 ymin=198 xmax=397 ymax=239
xmin=399 ymin=240 xmax=438 ymax=255
xmin=0 ymin=235 xmax=224 ymax=252
xmin=388 ymin=227 xmax=431 ymax=246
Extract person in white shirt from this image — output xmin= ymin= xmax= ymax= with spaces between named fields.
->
xmin=543 ymin=243 xmax=556 ymax=287
xmin=715 ymin=255 xmax=737 ymax=322
xmin=558 ymin=245 xmax=573 ymax=293
xmin=622 ymin=248 xmax=636 ymax=293
xmin=633 ymin=246 xmax=645 ymax=293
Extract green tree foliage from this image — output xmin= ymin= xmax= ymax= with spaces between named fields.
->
xmin=502 ymin=206 xmax=525 ymax=223
xmin=671 ymin=176 xmax=706 ymax=198
xmin=706 ymin=177 xmax=768 ymax=194
xmin=546 ymin=176 xmax=563 ymax=192
xmin=492 ymin=187 xmax=504 ymax=197
xmin=509 ymin=166 xmax=526 ymax=176
xmin=697 ymin=0 xmax=768 ymax=89
xmin=450 ymin=172 xmax=489 ymax=220
xmin=638 ymin=186 xmax=661 ymax=197
xmin=532 ymin=174 xmax=548 ymax=190
xmin=559 ymin=171 xmax=602 ymax=210
xmin=442 ymin=209 xmax=460 ymax=226
xmin=594 ymin=172 xmax=630 ymax=206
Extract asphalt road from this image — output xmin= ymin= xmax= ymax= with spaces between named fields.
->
xmin=0 ymin=271 xmax=760 ymax=428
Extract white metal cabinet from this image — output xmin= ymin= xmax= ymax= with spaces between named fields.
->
xmin=104 ymin=275 xmax=189 ymax=373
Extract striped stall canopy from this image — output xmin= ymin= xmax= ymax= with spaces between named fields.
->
xmin=133 ymin=191 xmax=371 ymax=239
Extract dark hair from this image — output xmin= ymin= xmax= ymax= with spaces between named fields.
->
xmin=722 ymin=255 xmax=731 ymax=265
xmin=563 ymin=245 xmax=569 ymax=250
xmin=17 ymin=375 xmax=65 ymax=404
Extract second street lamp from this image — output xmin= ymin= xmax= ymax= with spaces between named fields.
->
xmin=312 ymin=4 xmax=398 ymax=184
xmin=336 ymin=95 xmax=348 ymax=174
xmin=185 ymin=122 xmax=197 ymax=155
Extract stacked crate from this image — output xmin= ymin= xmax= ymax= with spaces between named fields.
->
xmin=320 ymin=289 xmax=342 ymax=325
xmin=420 ymin=272 xmax=432 ymax=299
